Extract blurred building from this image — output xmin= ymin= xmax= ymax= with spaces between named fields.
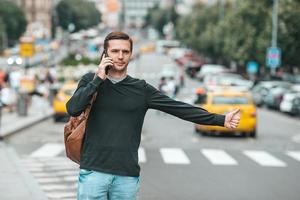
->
xmin=120 ymin=0 xmax=160 ymax=28
xmin=13 ymin=0 xmax=53 ymax=39
xmin=96 ymin=0 xmax=120 ymax=28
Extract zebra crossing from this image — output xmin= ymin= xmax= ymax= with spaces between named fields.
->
xmin=21 ymin=144 xmax=300 ymax=200
xmin=26 ymin=143 xmax=300 ymax=167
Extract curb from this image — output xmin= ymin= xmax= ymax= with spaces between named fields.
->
xmin=0 ymin=112 xmax=53 ymax=139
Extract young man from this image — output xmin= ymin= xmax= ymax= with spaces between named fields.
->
xmin=66 ymin=32 xmax=240 ymax=200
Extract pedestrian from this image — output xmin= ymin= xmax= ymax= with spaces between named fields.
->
xmin=66 ymin=31 xmax=240 ymax=200
xmin=158 ymin=76 xmax=167 ymax=95
xmin=0 ymin=82 xmax=16 ymax=112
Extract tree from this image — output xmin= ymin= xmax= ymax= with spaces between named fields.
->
xmin=176 ymin=3 xmax=221 ymax=58
xmin=0 ymin=1 xmax=27 ymax=46
xmin=56 ymin=0 xmax=101 ymax=32
xmin=218 ymin=0 xmax=271 ymax=65
xmin=176 ymin=0 xmax=272 ymax=66
xmin=176 ymin=0 xmax=300 ymax=71
xmin=144 ymin=5 xmax=179 ymax=36
xmin=0 ymin=18 xmax=6 ymax=52
xmin=277 ymin=0 xmax=300 ymax=69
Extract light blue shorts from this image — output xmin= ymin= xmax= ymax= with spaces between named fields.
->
xmin=77 ymin=169 xmax=140 ymax=200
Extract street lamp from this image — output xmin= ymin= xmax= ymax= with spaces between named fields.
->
xmin=270 ymin=0 xmax=279 ymax=75
xmin=271 ymin=0 xmax=278 ymax=48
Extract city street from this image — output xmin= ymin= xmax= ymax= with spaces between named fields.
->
xmin=5 ymin=53 xmax=300 ymax=200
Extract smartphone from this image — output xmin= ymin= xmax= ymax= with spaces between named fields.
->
xmin=104 ymin=50 xmax=112 ymax=75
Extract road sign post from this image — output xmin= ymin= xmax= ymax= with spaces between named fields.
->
xmin=20 ymin=37 xmax=35 ymax=70
xmin=266 ymin=47 xmax=281 ymax=75
xmin=247 ymin=61 xmax=259 ymax=81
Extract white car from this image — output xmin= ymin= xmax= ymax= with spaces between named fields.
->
xmin=204 ymin=72 xmax=254 ymax=89
xmin=168 ymin=48 xmax=188 ymax=60
xmin=280 ymin=85 xmax=300 ymax=114
xmin=196 ymin=64 xmax=227 ymax=81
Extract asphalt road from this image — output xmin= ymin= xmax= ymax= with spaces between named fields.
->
xmin=5 ymin=53 xmax=300 ymax=200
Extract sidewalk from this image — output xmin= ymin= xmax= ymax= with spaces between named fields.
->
xmin=0 ymin=99 xmax=53 ymax=138
xmin=0 ymin=142 xmax=48 ymax=200
xmin=0 ymin=99 xmax=53 ymax=200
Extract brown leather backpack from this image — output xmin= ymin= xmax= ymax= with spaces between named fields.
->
xmin=64 ymin=80 xmax=97 ymax=164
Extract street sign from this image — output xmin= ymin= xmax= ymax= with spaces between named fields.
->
xmin=266 ymin=47 xmax=281 ymax=68
xmin=246 ymin=61 xmax=258 ymax=74
xmin=20 ymin=36 xmax=35 ymax=57
xmin=20 ymin=42 xmax=34 ymax=57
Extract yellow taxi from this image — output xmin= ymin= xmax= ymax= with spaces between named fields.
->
xmin=139 ymin=43 xmax=155 ymax=54
xmin=195 ymin=88 xmax=257 ymax=137
xmin=53 ymin=81 xmax=77 ymax=122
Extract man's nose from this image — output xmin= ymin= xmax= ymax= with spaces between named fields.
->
xmin=118 ymin=52 xmax=124 ymax=59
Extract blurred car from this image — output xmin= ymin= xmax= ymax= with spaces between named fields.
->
xmin=204 ymin=72 xmax=253 ymax=89
xmin=156 ymin=40 xmax=181 ymax=54
xmin=194 ymin=89 xmax=257 ymax=137
xmin=175 ymin=51 xmax=205 ymax=78
xmin=195 ymin=64 xmax=227 ymax=81
xmin=279 ymin=85 xmax=300 ymax=115
xmin=264 ymin=82 xmax=292 ymax=109
xmin=53 ymin=81 xmax=77 ymax=122
xmin=291 ymin=96 xmax=300 ymax=115
xmin=251 ymin=81 xmax=289 ymax=107
xmin=139 ymin=43 xmax=155 ymax=54
xmin=7 ymin=55 xmax=23 ymax=65
xmin=168 ymin=47 xmax=189 ymax=60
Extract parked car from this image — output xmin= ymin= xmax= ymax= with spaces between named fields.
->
xmin=194 ymin=89 xmax=257 ymax=137
xmin=203 ymin=73 xmax=253 ymax=89
xmin=291 ymin=96 xmax=300 ymax=115
xmin=175 ymin=51 xmax=205 ymax=78
xmin=195 ymin=64 xmax=227 ymax=81
xmin=279 ymin=85 xmax=300 ymax=115
xmin=264 ymin=82 xmax=292 ymax=109
xmin=53 ymin=81 xmax=77 ymax=122
xmin=251 ymin=81 xmax=289 ymax=107
xmin=156 ymin=40 xmax=181 ymax=54
xmin=168 ymin=47 xmax=189 ymax=60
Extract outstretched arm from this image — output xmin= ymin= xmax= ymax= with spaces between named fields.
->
xmin=145 ymin=83 xmax=225 ymax=126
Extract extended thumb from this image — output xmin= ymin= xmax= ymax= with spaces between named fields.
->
xmin=234 ymin=108 xmax=240 ymax=115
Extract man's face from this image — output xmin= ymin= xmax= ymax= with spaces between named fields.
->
xmin=106 ymin=39 xmax=132 ymax=73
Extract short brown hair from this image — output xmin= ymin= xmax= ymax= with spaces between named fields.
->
xmin=104 ymin=31 xmax=133 ymax=52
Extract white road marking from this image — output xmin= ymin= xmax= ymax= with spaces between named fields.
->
xmin=37 ymin=177 xmax=62 ymax=184
xmin=286 ymin=151 xmax=300 ymax=162
xmin=41 ymin=184 xmax=77 ymax=191
xmin=160 ymin=148 xmax=190 ymax=164
xmin=243 ymin=150 xmax=286 ymax=167
xmin=32 ymin=172 xmax=54 ymax=178
xmin=63 ymin=176 xmax=78 ymax=182
xmin=46 ymin=192 xmax=76 ymax=199
xmin=291 ymin=134 xmax=300 ymax=144
xmin=30 ymin=143 xmax=65 ymax=158
xmin=201 ymin=149 xmax=238 ymax=165
xmin=138 ymin=147 xmax=147 ymax=163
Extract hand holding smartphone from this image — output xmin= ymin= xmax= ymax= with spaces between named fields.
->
xmin=104 ymin=50 xmax=112 ymax=75
xmin=97 ymin=50 xmax=113 ymax=79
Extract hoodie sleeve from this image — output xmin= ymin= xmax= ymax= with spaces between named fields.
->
xmin=66 ymin=73 xmax=104 ymax=117
xmin=145 ymin=83 xmax=225 ymax=126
